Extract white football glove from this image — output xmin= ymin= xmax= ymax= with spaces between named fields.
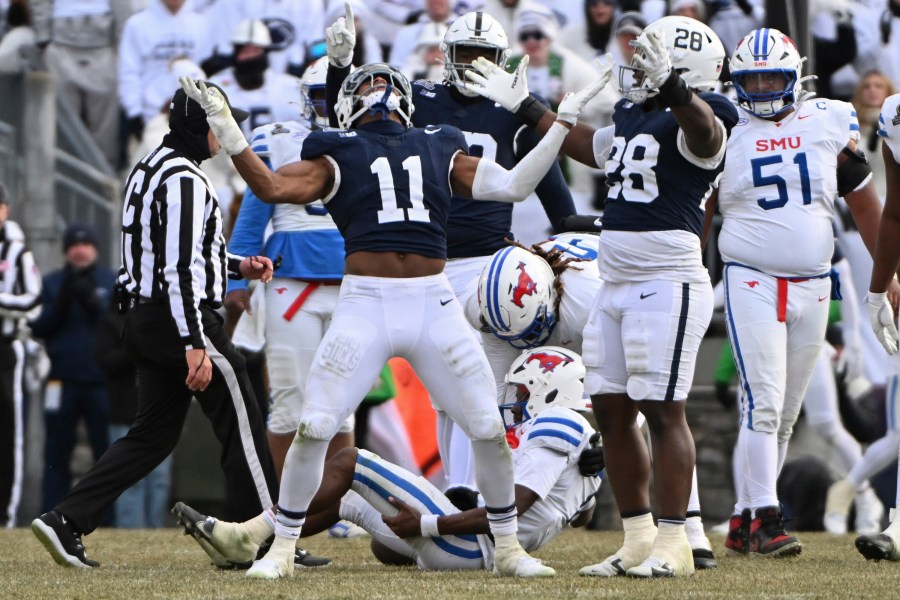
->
xmin=630 ymin=29 xmax=673 ymax=89
xmin=556 ymin=54 xmax=613 ymax=126
xmin=462 ymin=55 xmax=529 ymax=112
xmin=179 ymin=76 xmax=248 ymax=156
xmin=867 ymin=291 xmax=899 ymax=355
xmin=326 ymin=2 xmax=356 ymax=68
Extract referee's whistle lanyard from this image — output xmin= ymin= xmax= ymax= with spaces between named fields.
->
xmin=724 ymin=261 xmax=842 ymax=323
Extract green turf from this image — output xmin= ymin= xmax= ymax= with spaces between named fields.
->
xmin=3 ymin=527 xmax=898 ymax=599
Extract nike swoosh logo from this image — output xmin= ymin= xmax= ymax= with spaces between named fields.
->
xmin=798 ymin=114 xmax=811 ymax=119
xmin=593 ymin=218 xmax=603 ymax=228
xmin=639 ymin=292 xmax=656 ymax=299
xmin=819 ymin=296 xmax=828 ymax=302
xmin=425 ymin=127 xmax=442 ymax=135
xmin=440 ymin=298 xmax=453 ymax=306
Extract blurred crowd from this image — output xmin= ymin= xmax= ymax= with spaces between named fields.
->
xmin=1 ymin=0 xmax=900 ymax=532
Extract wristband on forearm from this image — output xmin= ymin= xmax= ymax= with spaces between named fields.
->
xmin=420 ymin=514 xmax=440 ymax=537
xmin=516 ymin=94 xmax=550 ymax=128
xmin=657 ymin=69 xmax=694 ymax=108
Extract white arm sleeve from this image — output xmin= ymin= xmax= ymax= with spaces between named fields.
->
xmin=592 ymin=125 xmax=615 ymax=166
xmin=470 ymin=122 xmax=569 ymax=202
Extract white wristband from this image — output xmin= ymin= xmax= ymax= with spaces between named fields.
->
xmin=420 ymin=514 xmax=440 ymax=537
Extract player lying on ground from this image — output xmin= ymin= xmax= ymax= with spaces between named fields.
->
xmin=173 ymin=346 xmax=603 ymax=572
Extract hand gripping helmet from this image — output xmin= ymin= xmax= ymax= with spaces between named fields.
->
xmin=441 ymin=11 xmax=510 ymax=97
xmin=477 ymin=246 xmax=558 ymax=349
xmin=500 ymin=346 xmax=586 ymax=429
xmin=730 ymin=28 xmax=805 ymax=117
xmin=301 ymin=57 xmax=355 ymax=127
xmin=620 ymin=15 xmax=724 ymax=104
xmin=335 ymin=63 xmax=415 ymax=129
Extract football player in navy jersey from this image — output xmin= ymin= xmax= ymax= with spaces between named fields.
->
xmin=323 ymin=5 xmax=578 ymax=507
xmin=179 ymin=60 xmax=607 ymax=580
xmin=466 ymin=16 xmax=739 ymax=578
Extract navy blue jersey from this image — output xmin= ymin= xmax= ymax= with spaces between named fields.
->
xmin=410 ymin=81 xmax=574 ymax=258
xmin=300 ymin=119 xmax=468 ymax=260
xmin=601 ymin=92 xmax=739 ymax=237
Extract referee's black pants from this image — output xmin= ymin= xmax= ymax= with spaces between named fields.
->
xmin=0 ymin=338 xmax=25 ymax=526
xmin=56 ymin=303 xmax=278 ymax=533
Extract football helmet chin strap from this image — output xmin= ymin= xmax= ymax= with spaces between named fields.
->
xmin=362 ymin=84 xmax=398 ymax=121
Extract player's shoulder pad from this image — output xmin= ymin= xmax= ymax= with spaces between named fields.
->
xmin=878 ymin=93 xmax=900 ymax=140
xmin=524 ymin=407 xmax=590 ymax=456
xmin=299 ymin=127 xmax=356 ymax=160
xmin=699 ymin=92 xmax=740 ymax=129
xmin=249 ymin=120 xmax=309 ymax=156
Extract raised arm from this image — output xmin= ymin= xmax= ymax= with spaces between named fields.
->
xmin=631 ymin=29 xmax=723 ymax=158
xmin=463 ymin=56 xmax=607 ymax=168
xmin=451 ymin=75 xmax=610 ymax=201
xmin=178 ymin=77 xmax=333 ymax=205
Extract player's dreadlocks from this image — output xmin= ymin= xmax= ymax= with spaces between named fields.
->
xmin=506 ymin=238 xmax=589 ymax=316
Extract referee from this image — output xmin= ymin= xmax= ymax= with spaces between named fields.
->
xmin=0 ymin=187 xmax=42 ymax=528
xmin=32 ymin=85 xmax=279 ymax=568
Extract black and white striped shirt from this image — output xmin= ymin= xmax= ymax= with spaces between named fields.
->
xmin=118 ymin=145 xmax=243 ymax=350
xmin=0 ymin=223 xmax=42 ymax=338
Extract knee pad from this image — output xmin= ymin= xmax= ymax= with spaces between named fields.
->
xmin=747 ymin=409 xmax=778 ymax=435
xmin=297 ymin=410 xmax=340 ymax=441
xmin=462 ymin=411 xmax=505 ymax=442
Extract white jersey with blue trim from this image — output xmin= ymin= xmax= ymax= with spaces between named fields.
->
xmin=879 ymin=94 xmax=900 ymax=159
xmin=538 ymin=233 xmax=602 ymax=352
xmin=717 ymin=98 xmax=859 ymax=277
xmin=509 ymin=406 xmax=601 ymax=553
xmin=227 ymin=120 xmax=345 ymax=286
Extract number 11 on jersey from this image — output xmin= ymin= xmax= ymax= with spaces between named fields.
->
xmin=371 ymin=156 xmax=431 ymax=224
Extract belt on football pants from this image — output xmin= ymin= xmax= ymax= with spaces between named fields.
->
xmin=281 ymin=281 xmax=340 ymax=321
xmin=725 ymin=262 xmax=841 ymax=323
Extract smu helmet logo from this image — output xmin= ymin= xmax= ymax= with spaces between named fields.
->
xmin=526 ymin=352 xmax=572 ymax=373
xmin=511 ymin=262 xmax=538 ymax=308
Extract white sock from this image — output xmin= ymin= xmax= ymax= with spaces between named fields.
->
xmin=687 ymin=467 xmax=701 ymax=514
xmin=739 ymin=427 xmax=779 ymax=508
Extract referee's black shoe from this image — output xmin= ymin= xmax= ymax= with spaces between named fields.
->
xmin=31 ymin=511 xmax=100 ymax=568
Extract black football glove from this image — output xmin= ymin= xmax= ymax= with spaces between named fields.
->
xmin=578 ymin=432 xmax=604 ymax=476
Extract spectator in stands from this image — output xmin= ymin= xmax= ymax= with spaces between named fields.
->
xmin=389 ymin=0 xmax=454 ymax=70
xmin=210 ymin=19 xmax=302 ymax=137
xmin=399 ymin=21 xmax=447 ymax=82
xmin=852 ymin=70 xmax=898 ymax=199
xmin=118 ymin=0 xmax=212 ymax=148
xmin=669 ymin=0 xmax=707 ymax=21
xmin=95 ymin=301 xmax=172 ymax=528
xmin=883 ymin=0 xmax=900 ymax=95
xmin=32 ymin=0 xmax=133 ymax=168
xmin=31 ymin=224 xmax=116 ymax=513
xmin=196 ymin=0 xmax=324 ymax=78
xmin=559 ymin=0 xmax=617 ymax=63
xmin=0 ymin=0 xmax=35 ymax=73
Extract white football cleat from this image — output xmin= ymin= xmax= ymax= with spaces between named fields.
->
xmin=492 ymin=544 xmax=555 ymax=577
xmin=328 ymin=520 xmax=370 ymax=539
xmin=626 ymin=539 xmax=694 ymax=578
xmin=246 ymin=537 xmax=294 ymax=580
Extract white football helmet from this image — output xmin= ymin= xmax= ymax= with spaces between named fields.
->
xmin=730 ymin=28 xmax=805 ymax=117
xmin=620 ymin=15 xmax=724 ymax=104
xmin=477 ymin=246 xmax=557 ymax=349
xmin=500 ymin=346 xmax=586 ymax=429
xmin=335 ymin=63 xmax=415 ymax=129
xmin=441 ymin=11 xmax=510 ymax=97
xmin=301 ymin=57 xmax=356 ymax=127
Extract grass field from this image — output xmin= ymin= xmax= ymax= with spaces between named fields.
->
xmin=3 ymin=527 xmax=898 ymax=599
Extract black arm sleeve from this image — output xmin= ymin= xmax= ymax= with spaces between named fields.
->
xmin=326 ymin=62 xmax=352 ymax=128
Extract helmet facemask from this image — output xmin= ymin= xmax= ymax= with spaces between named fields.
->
xmin=441 ymin=11 xmax=511 ymax=97
xmin=335 ymin=64 xmax=415 ymax=129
